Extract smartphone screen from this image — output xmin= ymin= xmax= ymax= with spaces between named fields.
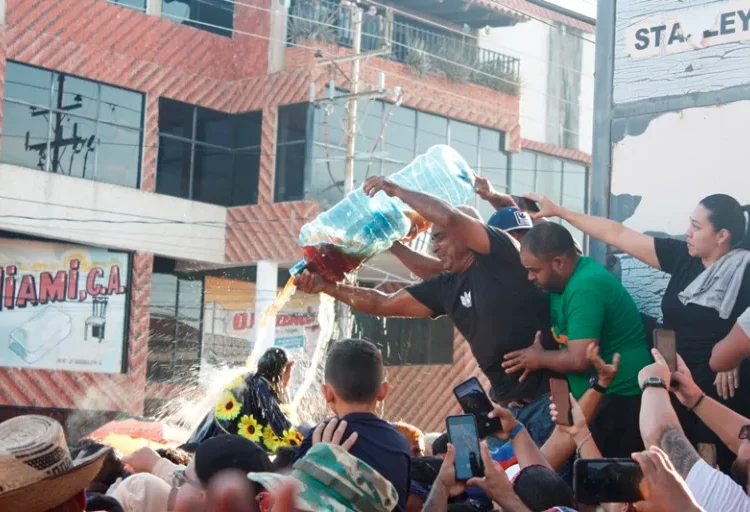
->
xmin=446 ymin=414 xmax=484 ymax=481
xmin=453 ymin=377 xmax=502 ymax=439
xmin=574 ymin=458 xmax=644 ymax=504
xmin=653 ymin=329 xmax=677 ymax=373
xmin=511 ymin=195 xmax=541 ymax=213
xmin=549 ymin=377 xmax=572 ymax=426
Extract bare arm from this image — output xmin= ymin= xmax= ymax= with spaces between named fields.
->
xmin=512 ymin=428 xmax=552 ymax=470
xmin=640 ymin=387 xmax=700 ymax=479
xmin=364 ymin=177 xmax=494 ymax=255
xmin=475 ymin=175 xmax=519 ymax=211
xmin=323 ymin=283 xmax=432 ymax=318
xmin=389 ymin=241 xmax=444 ymax=281
xmin=711 ymin=321 xmax=750 ymax=372
xmin=536 ymin=340 xmax=593 ymax=373
xmin=526 ymin=193 xmax=660 ymax=270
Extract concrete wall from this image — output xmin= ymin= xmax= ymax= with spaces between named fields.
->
xmin=480 ymin=19 xmax=595 ymax=153
xmin=592 ymin=0 xmax=750 ymax=316
xmin=0 ymin=164 xmax=227 ymax=263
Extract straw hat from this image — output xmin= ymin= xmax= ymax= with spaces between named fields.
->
xmin=0 ymin=415 xmax=110 ymax=512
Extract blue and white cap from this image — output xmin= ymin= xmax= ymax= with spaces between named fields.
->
xmin=488 ymin=207 xmax=534 ymax=233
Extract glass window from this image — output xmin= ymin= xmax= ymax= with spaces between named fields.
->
xmin=1 ymin=62 xmax=144 ymax=188
xmin=157 ymin=98 xmax=261 ymax=206
xmin=195 ymin=107 xmax=233 ymax=147
xmin=356 ymin=101 xmax=384 ymax=151
xmin=562 ymin=161 xmax=588 ymax=246
xmin=4 ymin=62 xmax=52 ymax=106
xmin=449 ymin=120 xmax=478 ymax=169
xmin=147 ymin=271 xmax=204 ymax=382
xmin=156 ymin=136 xmax=192 ymax=199
xmin=351 ymin=312 xmax=454 ymax=366
xmin=278 ymin=103 xmax=309 ymax=144
xmin=2 ymin=101 xmax=50 ymax=170
xmin=416 ymin=112 xmax=448 ymax=153
xmin=536 ymin=154 xmax=563 ymax=203
xmin=96 ymin=123 xmax=142 ymax=188
xmin=192 ymin=145 xmax=234 ymax=206
xmin=510 ymin=151 xmax=536 ymax=195
xmin=162 ymin=0 xmax=234 ymax=37
xmin=308 ymin=143 xmax=345 ymax=208
xmin=383 ymin=107 xmax=416 ymax=167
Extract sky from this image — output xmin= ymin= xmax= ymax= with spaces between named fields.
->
xmin=546 ymin=0 xmax=596 ymax=19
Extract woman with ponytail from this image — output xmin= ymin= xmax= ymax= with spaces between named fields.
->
xmin=524 ymin=192 xmax=750 ymax=471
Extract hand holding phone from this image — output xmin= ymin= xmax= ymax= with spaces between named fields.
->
xmin=549 ymin=377 xmax=573 ymax=426
xmin=453 ymin=377 xmax=502 ymax=439
xmin=446 ymin=415 xmax=484 ymax=481
xmin=574 ymin=458 xmax=644 ymax=504
xmin=511 ymin=195 xmax=540 ymax=213
xmin=653 ymin=329 xmax=677 ymax=373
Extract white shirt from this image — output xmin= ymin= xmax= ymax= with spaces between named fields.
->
xmin=738 ymin=307 xmax=750 ymax=338
xmin=686 ymin=459 xmax=750 ymax=512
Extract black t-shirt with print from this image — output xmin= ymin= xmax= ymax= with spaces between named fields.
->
xmin=406 ymin=226 xmax=555 ymax=402
xmin=655 ymin=237 xmax=750 ymax=389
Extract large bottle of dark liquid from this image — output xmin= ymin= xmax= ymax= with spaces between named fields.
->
xmin=291 ymin=145 xmax=475 ymax=281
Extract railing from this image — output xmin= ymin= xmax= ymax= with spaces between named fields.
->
xmin=287 ymin=0 xmax=521 ymax=94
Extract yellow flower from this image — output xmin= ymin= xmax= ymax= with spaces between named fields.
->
xmin=282 ymin=428 xmax=304 ymax=447
xmin=215 ymin=392 xmax=241 ymax=421
xmin=237 ymin=415 xmax=262 ymax=443
xmin=263 ymin=425 xmax=281 ymax=453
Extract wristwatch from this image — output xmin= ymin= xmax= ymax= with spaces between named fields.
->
xmin=640 ymin=376 xmax=668 ymax=392
xmin=588 ymin=374 xmax=607 ymax=394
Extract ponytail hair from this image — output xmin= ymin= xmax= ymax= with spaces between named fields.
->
xmin=699 ymin=194 xmax=750 ymax=250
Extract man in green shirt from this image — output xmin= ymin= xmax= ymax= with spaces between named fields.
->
xmin=504 ymin=222 xmax=652 ymax=458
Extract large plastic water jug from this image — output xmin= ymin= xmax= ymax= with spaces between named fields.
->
xmin=290 ymin=145 xmax=475 ymax=282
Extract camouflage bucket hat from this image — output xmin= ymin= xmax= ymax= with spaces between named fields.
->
xmin=248 ymin=443 xmax=398 ymax=512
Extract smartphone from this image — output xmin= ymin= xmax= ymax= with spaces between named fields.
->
xmin=549 ymin=377 xmax=573 ymax=426
xmin=653 ymin=329 xmax=677 ymax=373
xmin=574 ymin=458 xmax=644 ymax=504
xmin=453 ymin=377 xmax=502 ymax=439
xmin=446 ymin=414 xmax=484 ymax=481
xmin=511 ymin=195 xmax=540 ymax=212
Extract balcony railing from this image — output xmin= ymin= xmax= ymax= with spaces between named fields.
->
xmin=287 ymin=0 xmax=521 ymax=95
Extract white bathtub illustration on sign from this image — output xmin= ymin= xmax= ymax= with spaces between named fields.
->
xmin=9 ymin=306 xmax=73 ymax=364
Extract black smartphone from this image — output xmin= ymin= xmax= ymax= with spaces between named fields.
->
xmin=549 ymin=377 xmax=573 ymax=426
xmin=574 ymin=458 xmax=644 ymax=505
xmin=453 ymin=377 xmax=502 ymax=439
xmin=446 ymin=414 xmax=484 ymax=481
xmin=653 ymin=328 xmax=677 ymax=373
xmin=511 ymin=195 xmax=540 ymax=212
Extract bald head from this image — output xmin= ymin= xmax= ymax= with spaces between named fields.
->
xmin=457 ymin=205 xmax=483 ymax=222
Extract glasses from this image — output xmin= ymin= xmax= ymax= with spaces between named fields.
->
xmin=738 ymin=425 xmax=750 ymax=440
xmin=172 ymin=469 xmax=202 ymax=491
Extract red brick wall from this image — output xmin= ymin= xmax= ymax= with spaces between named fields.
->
xmin=0 ymin=252 xmax=153 ymax=413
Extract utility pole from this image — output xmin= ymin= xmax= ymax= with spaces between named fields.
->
xmin=343 ymin=6 xmax=363 ymax=195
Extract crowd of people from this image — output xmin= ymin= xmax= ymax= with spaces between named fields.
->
xmin=2 ymin=174 xmax=750 ymax=512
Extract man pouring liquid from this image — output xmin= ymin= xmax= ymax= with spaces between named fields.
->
xmin=293 ymin=176 xmax=558 ymax=447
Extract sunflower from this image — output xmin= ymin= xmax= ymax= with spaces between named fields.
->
xmin=237 ymin=415 xmax=262 ymax=443
xmin=282 ymin=428 xmax=304 ymax=447
xmin=215 ymin=391 xmax=241 ymax=421
xmin=262 ymin=424 xmax=281 ymax=453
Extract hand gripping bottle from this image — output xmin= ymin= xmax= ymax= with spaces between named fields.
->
xmin=290 ymin=145 xmax=475 ymax=282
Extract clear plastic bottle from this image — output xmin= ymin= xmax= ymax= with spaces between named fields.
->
xmin=291 ymin=145 xmax=475 ymax=282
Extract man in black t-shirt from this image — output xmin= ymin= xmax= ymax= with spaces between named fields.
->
xmin=293 ymin=176 xmax=558 ymax=446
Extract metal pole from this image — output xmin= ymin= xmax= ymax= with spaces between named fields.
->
xmin=338 ymin=5 xmax=363 ymax=340
xmin=343 ymin=6 xmax=362 ymax=195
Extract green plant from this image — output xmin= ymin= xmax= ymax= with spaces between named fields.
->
xmin=288 ymin=1 xmax=338 ymax=45
xmin=472 ymin=59 xmax=521 ymax=96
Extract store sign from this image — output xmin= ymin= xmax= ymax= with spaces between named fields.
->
xmin=203 ymin=276 xmax=319 ymax=352
xmin=627 ymin=1 xmax=750 ymax=60
xmin=0 ymin=239 xmax=130 ymax=374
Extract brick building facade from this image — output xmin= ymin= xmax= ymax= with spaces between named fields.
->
xmin=0 ymin=0 xmax=592 ymax=434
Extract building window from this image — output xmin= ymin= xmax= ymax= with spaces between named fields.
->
xmin=352 ymin=312 xmax=454 ymax=366
xmin=509 ymin=150 xmax=589 ymax=245
xmin=107 ymin=0 xmax=147 ymax=12
xmin=147 ymin=261 xmax=204 ymax=382
xmin=275 ymin=104 xmax=310 ymax=202
xmin=2 ymin=61 xmax=144 ymax=188
xmin=162 ymin=0 xmax=234 ymax=37
xmin=156 ymin=98 xmax=261 ymax=206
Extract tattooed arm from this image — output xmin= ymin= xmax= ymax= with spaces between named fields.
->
xmin=640 ymin=386 xmax=700 ymax=479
